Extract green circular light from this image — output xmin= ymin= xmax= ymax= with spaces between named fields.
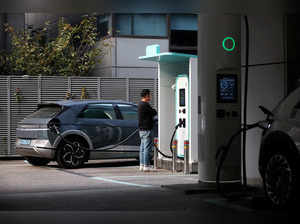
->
xmin=222 ymin=37 xmax=236 ymax=52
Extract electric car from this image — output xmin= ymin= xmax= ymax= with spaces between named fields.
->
xmin=16 ymin=100 xmax=157 ymax=169
xmin=259 ymin=87 xmax=300 ymax=208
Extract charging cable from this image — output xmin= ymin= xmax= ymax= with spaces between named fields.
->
xmin=50 ymin=119 xmax=184 ymax=159
xmin=153 ymin=120 xmax=184 ymax=159
xmin=50 ymin=122 xmax=139 ymax=151
xmin=215 ymin=116 xmax=272 ymax=199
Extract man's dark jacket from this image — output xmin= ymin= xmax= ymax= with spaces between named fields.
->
xmin=138 ymin=101 xmax=157 ymax=131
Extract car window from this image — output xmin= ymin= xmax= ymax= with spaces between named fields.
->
xmin=79 ymin=104 xmax=116 ymax=120
xmin=27 ymin=106 xmax=61 ymax=119
xmin=118 ymin=104 xmax=138 ymax=120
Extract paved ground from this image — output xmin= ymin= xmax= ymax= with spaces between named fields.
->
xmin=0 ymin=159 xmax=296 ymax=224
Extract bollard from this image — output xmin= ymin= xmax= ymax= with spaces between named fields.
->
xmin=153 ymin=137 xmax=158 ymax=169
xmin=172 ymin=140 xmax=177 ymax=173
xmin=184 ymin=140 xmax=190 ymax=174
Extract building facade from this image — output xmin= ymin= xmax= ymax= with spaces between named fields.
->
xmin=0 ymin=13 xmax=198 ymax=78
xmin=94 ymin=13 xmax=198 ymax=78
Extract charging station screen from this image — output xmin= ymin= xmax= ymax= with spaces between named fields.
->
xmin=179 ymin=89 xmax=185 ymax=106
xmin=217 ymin=74 xmax=237 ymax=103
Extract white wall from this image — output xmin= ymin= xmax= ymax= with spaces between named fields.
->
xmin=116 ymin=38 xmax=168 ymax=68
xmin=241 ymin=16 xmax=286 ymax=185
xmin=93 ymin=38 xmax=114 ymax=77
xmin=95 ymin=37 xmax=169 ymax=78
xmin=242 ymin=16 xmax=285 ymax=66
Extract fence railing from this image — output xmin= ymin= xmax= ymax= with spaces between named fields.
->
xmin=0 ymin=76 xmax=158 ymax=156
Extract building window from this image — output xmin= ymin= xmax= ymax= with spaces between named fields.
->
xmin=115 ymin=14 xmax=132 ymax=36
xmin=170 ymin=14 xmax=198 ymax=31
xmin=170 ymin=14 xmax=198 ymax=55
xmin=115 ymin=14 xmax=167 ymax=37
xmin=97 ymin=14 xmax=110 ymax=38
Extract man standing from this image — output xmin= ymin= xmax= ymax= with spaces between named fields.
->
xmin=138 ymin=89 xmax=157 ymax=172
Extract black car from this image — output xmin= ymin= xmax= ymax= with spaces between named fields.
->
xmin=16 ymin=100 xmax=157 ymax=169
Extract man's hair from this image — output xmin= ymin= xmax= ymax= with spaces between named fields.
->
xmin=141 ymin=89 xmax=151 ymax=98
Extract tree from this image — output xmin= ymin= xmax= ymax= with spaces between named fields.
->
xmin=1 ymin=15 xmax=110 ymax=76
xmin=0 ymin=50 xmax=10 ymax=75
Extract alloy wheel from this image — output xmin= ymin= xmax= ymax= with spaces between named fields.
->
xmin=60 ymin=141 xmax=85 ymax=168
xmin=264 ymin=153 xmax=293 ymax=207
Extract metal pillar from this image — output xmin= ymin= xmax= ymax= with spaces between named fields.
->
xmin=184 ymin=140 xmax=190 ymax=174
xmin=153 ymin=138 xmax=158 ymax=170
xmin=172 ymin=140 xmax=177 ymax=173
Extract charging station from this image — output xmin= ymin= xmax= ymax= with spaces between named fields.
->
xmin=139 ymin=45 xmax=198 ymax=172
xmin=139 ymin=15 xmax=241 ymax=182
xmin=175 ymin=74 xmax=189 ymax=158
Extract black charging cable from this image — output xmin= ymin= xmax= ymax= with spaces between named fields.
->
xmin=153 ymin=120 xmax=184 ymax=159
xmin=216 ymin=107 xmax=273 ymax=200
xmin=215 ymin=121 xmax=263 ymax=199
xmin=242 ymin=15 xmax=250 ymax=188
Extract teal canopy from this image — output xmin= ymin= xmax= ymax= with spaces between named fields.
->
xmin=139 ymin=44 xmax=197 ymax=63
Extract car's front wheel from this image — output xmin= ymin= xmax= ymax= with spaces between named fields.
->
xmin=56 ymin=138 xmax=87 ymax=169
xmin=263 ymin=150 xmax=299 ymax=208
xmin=25 ymin=157 xmax=50 ymax=166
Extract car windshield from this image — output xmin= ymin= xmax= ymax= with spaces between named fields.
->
xmin=27 ymin=106 xmax=62 ymax=119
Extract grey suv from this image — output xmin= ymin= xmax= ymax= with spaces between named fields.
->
xmin=16 ymin=100 xmax=157 ymax=169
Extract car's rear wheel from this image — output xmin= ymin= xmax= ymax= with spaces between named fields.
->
xmin=25 ymin=157 xmax=50 ymax=166
xmin=263 ymin=150 xmax=299 ymax=208
xmin=57 ymin=138 xmax=87 ymax=169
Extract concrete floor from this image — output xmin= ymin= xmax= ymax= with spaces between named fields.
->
xmin=0 ymin=159 xmax=295 ymax=224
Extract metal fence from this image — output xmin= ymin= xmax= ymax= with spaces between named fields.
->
xmin=0 ymin=76 xmax=158 ymax=156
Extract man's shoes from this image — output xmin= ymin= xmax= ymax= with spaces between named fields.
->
xmin=139 ymin=165 xmax=144 ymax=171
xmin=143 ymin=165 xmax=155 ymax=172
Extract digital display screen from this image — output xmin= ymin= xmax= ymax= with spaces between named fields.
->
xmin=217 ymin=74 xmax=237 ymax=103
xmin=179 ymin=89 xmax=185 ymax=107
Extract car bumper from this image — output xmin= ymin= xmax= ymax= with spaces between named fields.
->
xmin=16 ymin=139 xmax=56 ymax=159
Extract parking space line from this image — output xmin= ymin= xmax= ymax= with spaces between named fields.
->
xmin=91 ymin=177 xmax=152 ymax=188
xmin=0 ymin=162 xmax=31 ymax=167
xmin=0 ymin=164 xmax=30 ymax=167
xmin=93 ymin=174 xmax=198 ymax=178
